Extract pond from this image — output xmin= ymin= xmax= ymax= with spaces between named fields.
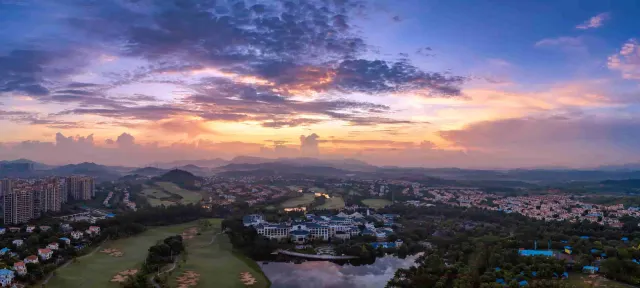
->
xmin=259 ymin=254 xmax=421 ymax=288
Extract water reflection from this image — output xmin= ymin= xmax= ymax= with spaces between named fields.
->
xmin=259 ymin=254 xmax=420 ymax=288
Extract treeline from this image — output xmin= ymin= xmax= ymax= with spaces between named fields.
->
xmin=222 ymin=217 xmax=282 ymax=260
xmin=122 ymin=235 xmax=186 ymax=288
xmin=382 ymin=204 xmax=640 ymax=287
xmin=96 ymin=204 xmax=206 ymax=240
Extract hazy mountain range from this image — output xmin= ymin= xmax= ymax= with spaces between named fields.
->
xmin=3 ymin=157 xmax=640 ymax=185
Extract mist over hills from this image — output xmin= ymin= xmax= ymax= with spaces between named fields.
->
xmin=4 ymin=157 xmax=640 ymax=187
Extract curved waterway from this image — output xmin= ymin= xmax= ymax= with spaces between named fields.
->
xmin=259 ymin=254 xmax=421 ymax=288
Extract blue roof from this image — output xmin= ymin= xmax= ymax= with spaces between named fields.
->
xmin=370 ymin=242 xmax=397 ymax=249
xmin=106 ymin=213 xmax=115 ymax=218
xmin=564 ymin=246 xmax=572 ymax=249
xmin=495 ymin=267 xmax=501 ymax=272
xmin=291 ymin=230 xmax=309 ymax=236
xmin=583 ymin=266 xmax=599 ymax=272
xmin=561 ymin=240 xmax=568 ymax=243
xmin=531 ymin=271 xmax=537 ymax=277
xmin=496 ymin=278 xmax=505 ymax=284
xmin=519 ymin=250 xmax=553 ymax=257
xmin=0 ymin=269 xmax=13 ymax=276
xmin=519 ymin=280 xmax=528 ymax=286
xmin=0 ymin=248 xmax=9 ymax=253
xmin=60 ymin=237 xmax=70 ymax=241
xmin=562 ymin=272 xmax=569 ymax=278
xmin=622 ymin=237 xmax=629 ymax=241
xmin=590 ymin=249 xmax=600 ymax=253
xmin=580 ymin=236 xmax=590 ymax=239
xmin=633 ymin=259 xmax=639 ymax=264
xmin=601 ymin=253 xmax=607 ymax=257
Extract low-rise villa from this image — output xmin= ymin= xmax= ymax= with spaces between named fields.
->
xmin=24 ymin=255 xmax=38 ymax=264
xmin=12 ymin=240 xmax=23 ymax=248
xmin=38 ymin=248 xmax=53 ymax=261
xmin=0 ymin=269 xmax=14 ymax=287
xmin=25 ymin=226 xmax=35 ymax=233
xmin=59 ymin=237 xmax=71 ymax=245
xmin=47 ymin=242 xmax=59 ymax=250
xmin=13 ymin=262 xmax=26 ymax=276
xmin=71 ymin=231 xmax=83 ymax=240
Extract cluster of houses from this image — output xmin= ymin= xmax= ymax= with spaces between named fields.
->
xmin=0 ymin=224 xmax=100 ymax=287
xmin=243 ymin=211 xmax=398 ymax=244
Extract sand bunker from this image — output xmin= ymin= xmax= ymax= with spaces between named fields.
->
xmin=176 ymin=270 xmax=200 ymax=288
xmin=100 ymin=248 xmax=124 ymax=257
xmin=110 ymin=269 xmax=138 ymax=282
xmin=181 ymin=227 xmax=199 ymax=240
xmin=240 ymin=272 xmax=256 ymax=286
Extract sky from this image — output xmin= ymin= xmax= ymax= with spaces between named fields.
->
xmin=1 ymin=0 xmax=640 ymax=168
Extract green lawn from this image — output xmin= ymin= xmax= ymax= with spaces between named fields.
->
xmin=140 ymin=182 xmax=203 ymax=207
xmin=167 ymin=229 xmax=270 ymax=288
xmin=45 ymin=220 xmax=220 ymax=288
xmin=315 ymin=196 xmax=346 ymax=210
xmin=361 ymin=198 xmax=392 ymax=208
xmin=280 ymin=194 xmax=315 ymax=208
xmin=156 ymin=182 xmax=203 ymax=204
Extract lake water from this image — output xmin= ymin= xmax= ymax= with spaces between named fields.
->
xmin=259 ymin=254 xmax=421 ymax=288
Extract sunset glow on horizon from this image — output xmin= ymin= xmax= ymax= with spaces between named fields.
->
xmin=1 ymin=0 xmax=640 ymax=168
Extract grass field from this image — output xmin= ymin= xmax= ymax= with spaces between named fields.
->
xmin=140 ymin=182 xmax=202 ymax=207
xmin=46 ymin=220 xmax=220 ymax=288
xmin=362 ymin=198 xmax=392 ymax=208
xmin=167 ymin=228 xmax=270 ymax=288
xmin=315 ymin=196 xmax=346 ymax=210
xmin=280 ymin=193 xmax=315 ymax=208
xmin=156 ymin=182 xmax=202 ymax=204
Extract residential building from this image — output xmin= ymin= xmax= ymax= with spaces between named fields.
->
xmin=87 ymin=226 xmax=100 ymax=235
xmin=59 ymin=237 xmax=71 ymax=245
xmin=36 ymin=178 xmax=62 ymax=214
xmin=47 ymin=242 xmax=59 ymax=250
xmin=66 ymin=176 xmax=95 ymax=201
xmin=0 ymin=269 xmax=14 ymax=287
xmin=12 ymin=240 xmax=23 ymax=248
xmin=0 ymin=228 xmax=5 ymax=235
xmin=13 ymin=262 xmax=26 ymax=276
xmin=0 ymin=248 xmax=9 ymax=256
xmin=71 ymin=231 xmax=83 ymax=240
xmin=25 ymin=226 xmax=35 ymax=233
xmin=24 ymin=255 xmax=38 ymax=264
xmin=3 ymin=188 xmax=33 ymax=225
xmin=38 ymin=248 xmax=53 ymax=261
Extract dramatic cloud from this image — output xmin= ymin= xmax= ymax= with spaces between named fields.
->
xmin=608 ymin=39 xmax=640 ymax=80
xmin=576 ymin=12 xmax=609 ymax=30
xmin=439 ymin=116 xmax=640 ymax=167
xmin=300 ymin=133 xmax=320 ymax=157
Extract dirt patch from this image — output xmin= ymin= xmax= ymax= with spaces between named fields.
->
xmin=176 ymin=270 xmax=200 ymax=288
xmin=240 ymin=272 xmax=257 ymax=286
xmin=181 ymin=227 xmax=199 ymax=240
xmin=110 ymin=269 xmax=138 ymax=283
xmin=100 ymin=248 xmax=124 ymax=257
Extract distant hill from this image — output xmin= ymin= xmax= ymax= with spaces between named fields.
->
xmin=149 ymin=158 xmax=228 ymax=169
xmin=51 ymin=162 xmax=122 ymax=181
xmin=215 ymin=162 xmax=355 ymax=178
xmin=0 ymin=159 xmax=50 ymax=170
xmin=176 ymin=164 xmax=210 ymax=176
xmin=154 ymin=169 xmax=201 ymax=190
xmin=129 ymin=167 xmax=168 ymax=177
